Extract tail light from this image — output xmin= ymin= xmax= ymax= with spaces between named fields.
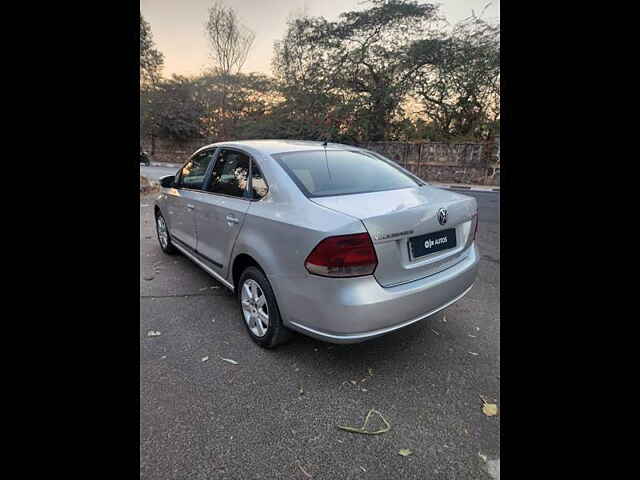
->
xmin=473 ymin=212 xmax=479 ymax=241
xmin=305 ymin=233 xmax=378 ymax=277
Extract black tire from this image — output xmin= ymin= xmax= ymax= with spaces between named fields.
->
xmin=155 ymin=211 xmax=177 ymax=254
xmin=237 ymin=266 xmax=293 ymax=348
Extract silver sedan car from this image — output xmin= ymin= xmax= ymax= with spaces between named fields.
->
xmin=154 ymin=140 xmax=479 ymax=348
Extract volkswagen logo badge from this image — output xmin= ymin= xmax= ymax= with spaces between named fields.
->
xmin=437 ymin=208 xmax=448 ymax=225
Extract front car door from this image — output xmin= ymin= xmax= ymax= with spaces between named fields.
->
xmin=164 ymin=149 xmax=216 ymax=250
xmin=195 ymin=148 xmax=253 ymax=277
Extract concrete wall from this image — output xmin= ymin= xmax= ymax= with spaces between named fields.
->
xmin=142 ymin=136 xmax=500 ymax=186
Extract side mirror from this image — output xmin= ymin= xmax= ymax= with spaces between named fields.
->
xmin=159 ymin=175 xmax=174 ymax=188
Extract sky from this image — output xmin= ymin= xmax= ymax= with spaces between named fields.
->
xmin=140 ymin=0 xmax=500 ymax=78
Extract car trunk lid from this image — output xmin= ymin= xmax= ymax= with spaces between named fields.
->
xmin=311 ymin=186 xmax=478 ymax=287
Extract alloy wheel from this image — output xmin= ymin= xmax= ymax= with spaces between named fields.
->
xmin=157 ymin=215 xmax=168 ymax=249
xmin=240 ymin=279 xmax=269 ymax=337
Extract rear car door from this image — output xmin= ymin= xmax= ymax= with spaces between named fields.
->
xmin=164 ymin=149 xmax=216 ymax=250
xmin=195 ymin=148 xmax=252 ymax=277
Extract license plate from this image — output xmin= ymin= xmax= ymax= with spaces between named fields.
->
xmin=409 ymin=228 xmax=457 ymax=259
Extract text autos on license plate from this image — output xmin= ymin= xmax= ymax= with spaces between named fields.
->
xmin=409 ymin=228 xmax=456 ymax=259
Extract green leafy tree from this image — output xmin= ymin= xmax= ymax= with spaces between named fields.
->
xmin=272 ymin=14 xmax=342 ymax=140
xmin=140 ymin=13 xmax=164 ymax=86
xmin=194 ymin=72 xmax=276 ymax=140
xmin=144 ymin=76 xmax=206 ymax=142
xmin=411 ymin=14 xmax=500 ymax=139
xmin=273 ymin=0 xmax=444 ymax=142
xmin=140 ymin=13 xmax=165 ymax=140
xmin=141 ymin=1 xmax=500 ymax=145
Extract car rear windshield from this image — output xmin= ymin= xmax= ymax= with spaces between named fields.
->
xmin=272 ymin=150 xmax=421 ymax=197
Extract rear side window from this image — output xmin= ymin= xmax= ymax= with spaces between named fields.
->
xmin=206 ymin=149 xmax=250 ymax=198
xmin=273 ymin=150 xmax=420 ymax=197
xmin=251 ymin=161 xmax=268 ymax=200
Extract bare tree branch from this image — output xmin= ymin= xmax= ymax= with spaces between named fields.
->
xmin=205 ymin=1 xmax=255 ymax=75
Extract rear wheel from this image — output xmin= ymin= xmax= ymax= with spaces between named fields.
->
xmin=238 ymin=267 xmax=292 ymax=348
xmin=155 ymin=211 xmax=176 ymax=254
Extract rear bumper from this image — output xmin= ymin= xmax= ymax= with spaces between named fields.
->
xmin=272 ymin=243 xmax=479 ymax=344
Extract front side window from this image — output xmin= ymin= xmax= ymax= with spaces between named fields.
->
xmin=273 ymin=150 xmax=421 ymax=197
xmin=206 ymin=149 xmax=250 ymax=198
xmin=178 ymin=150 xmax=215 ymax=190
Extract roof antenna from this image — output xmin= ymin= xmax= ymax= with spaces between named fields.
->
xmin=321 ymin=137 xmax=332 ymax=182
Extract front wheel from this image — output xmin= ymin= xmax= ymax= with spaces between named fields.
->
xmin=155 ymin=211 xmax=176 ymax=254
xmin=238 ymin=267 xmax=292 ymax=348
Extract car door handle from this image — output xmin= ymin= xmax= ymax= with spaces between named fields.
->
xmin=226 ymin=215 xmax=239 ymax=224
xmin=186 ymin=204 xmax=195 ymax=210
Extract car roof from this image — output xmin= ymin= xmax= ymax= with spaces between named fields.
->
xmin=193 ymin=139 xmax=365 ymax=156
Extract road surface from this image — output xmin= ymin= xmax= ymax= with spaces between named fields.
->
xmin=140 ymin=190 xmax=500 ymax=479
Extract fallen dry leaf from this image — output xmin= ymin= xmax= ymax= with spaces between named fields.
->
xmin=480 ymin=395 xmax=499 ymax=416
xmin=220 ymin=357 xmax=238 ymax=365
xmin=482 ymin=403 xmax=498 ymax=416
